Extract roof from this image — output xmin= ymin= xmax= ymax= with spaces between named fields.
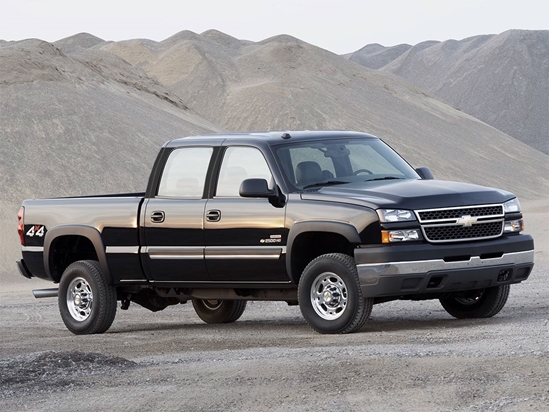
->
xmin=166 ymin=130 xmax=378 ymax=148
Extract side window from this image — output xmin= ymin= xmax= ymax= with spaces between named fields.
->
xmin=216 ymin=147 xmax=272 ymax=197
xmin=157 ymin=147 xmax=213 ymax=198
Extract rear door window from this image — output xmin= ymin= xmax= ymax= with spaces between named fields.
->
xmin=157 ymin=147 xmax=213 ymax=198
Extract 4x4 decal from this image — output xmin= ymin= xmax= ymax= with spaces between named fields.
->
xmin=26 ymin=225 xmax=45 ymax=238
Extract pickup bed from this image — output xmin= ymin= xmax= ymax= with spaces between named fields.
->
xmin=16 ymin=131 xmax=535 ymax=334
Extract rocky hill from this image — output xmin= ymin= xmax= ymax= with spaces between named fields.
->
xmin=348 ymin=30 xmax=549 ymax=155
xmin=94 ymin=30 xmax=549 ymax=193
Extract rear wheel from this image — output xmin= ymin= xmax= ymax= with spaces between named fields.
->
xmin=298 ymin=253 xmax=373 ymax=334
xmin=58 ymin=260 xmax=117 ymax=334
xmin=439 ymin=284 xmax=510 ymax=319
xmin=192 ymin=299 xmax=247 ymax=323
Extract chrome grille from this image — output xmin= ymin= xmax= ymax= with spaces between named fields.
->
xmin=416 ymin=204 xmax=504 ymax=243
xmin=418 ymin=205 xmax=503 ymax=221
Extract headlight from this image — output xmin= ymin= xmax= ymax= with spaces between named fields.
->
xmin=377 ymin=209 xmax=416 ymax=222
xmin=503 ymin=198 xmax=521 ymax=213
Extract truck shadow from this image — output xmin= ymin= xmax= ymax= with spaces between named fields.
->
xmin=108 ymin=313 xmax=513 ymax=336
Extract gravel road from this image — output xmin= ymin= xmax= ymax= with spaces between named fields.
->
xmin=1 ymin=203 xmax=547 ymax=412
xmin=1 ymin=266 xmax=548 ymax=412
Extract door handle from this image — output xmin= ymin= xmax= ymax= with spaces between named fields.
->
xmin=150 ymin=211 xmax=165 ymax=223
xmin=206 ymin=209 xmax=221 ymax=222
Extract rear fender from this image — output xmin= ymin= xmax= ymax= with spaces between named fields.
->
xmin=43 ymin=225 xmax=112 ymax=284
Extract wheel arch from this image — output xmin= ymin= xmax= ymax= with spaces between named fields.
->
xmin=44 ymin=225 xmax=112 ymax=284
xmin=286 ymin=221 xmax=361 ymax=284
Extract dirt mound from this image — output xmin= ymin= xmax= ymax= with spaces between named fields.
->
xmin=347 ymin=43 xmax=412 ymax=69
xmin=53 ymin=32 xmax=105 ymax=54
xmin=349 ymin=30 xmax=549 ymax=154
xmin=0 ymin=351 xmax=137 ymax=398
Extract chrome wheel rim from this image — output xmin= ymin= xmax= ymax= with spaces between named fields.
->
xmin=66 ymin=277 xmax=93 ymax=321
xmin=310 ymin=272 xmax=348 ymax=320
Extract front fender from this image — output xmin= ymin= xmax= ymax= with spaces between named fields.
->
xmin=285 ymin=220 xmax=361 ymax=280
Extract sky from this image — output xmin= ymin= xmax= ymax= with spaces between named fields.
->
xmin=1 ymin=0 xmax=548 ymax=54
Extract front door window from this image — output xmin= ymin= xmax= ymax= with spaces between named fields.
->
xmin=215 ymin=147 xmax=273 ymax=197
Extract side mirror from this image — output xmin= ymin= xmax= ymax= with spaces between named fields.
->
xmin=239 ymin=178 xmax=274 ymax=198
xmin=415 ymin=166 xmax=434 ymax=180
xmin=239 ymin=178 xmax=286 ymax=208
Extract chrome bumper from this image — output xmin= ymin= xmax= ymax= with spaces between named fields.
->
xmin=356 ymin=250 xmax=534 ymax=297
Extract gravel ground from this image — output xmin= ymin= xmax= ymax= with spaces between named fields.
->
xmin=1 ymin=204 xmax=547 ymax=412
xmin=1 ymin=268 xmax=548 ymax=412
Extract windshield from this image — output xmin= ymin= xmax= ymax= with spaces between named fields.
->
xmin=274 ymin=138 xmax=420 ymax=190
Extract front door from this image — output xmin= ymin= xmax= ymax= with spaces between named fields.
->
xmin=204 ymin=146 xmax=288 ymax=282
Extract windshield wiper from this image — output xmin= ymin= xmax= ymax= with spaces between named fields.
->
xmin=303 ymin=181 xmax=348 ymax=190
xmin=364 ymin=176 xmax=405 ymax=182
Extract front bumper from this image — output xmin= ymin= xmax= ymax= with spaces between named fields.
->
xmin=354 ymin=234 xmax=534 ymax=298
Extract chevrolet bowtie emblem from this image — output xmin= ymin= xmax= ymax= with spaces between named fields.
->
xmin=456 ymin=215 xmax=477 ymax=227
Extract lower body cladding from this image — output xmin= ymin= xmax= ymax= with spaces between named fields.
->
xmin=355 ymin=235 xmax=534 ymax=299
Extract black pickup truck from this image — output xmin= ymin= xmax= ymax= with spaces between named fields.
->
xmin=17 ymin=131 xmax=534 ymax=334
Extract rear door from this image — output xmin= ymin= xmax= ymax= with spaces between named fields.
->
xmin=204 ymin=145 xmax=288 ymax=282
xmin=142 ymin=146 xmax=214 ymax=283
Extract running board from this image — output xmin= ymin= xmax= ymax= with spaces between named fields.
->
xmin=33 ymin=288 xmax=59 ymax=298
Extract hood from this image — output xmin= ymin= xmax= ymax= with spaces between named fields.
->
xmin=301 ymin=179 xmax=515 ymax=210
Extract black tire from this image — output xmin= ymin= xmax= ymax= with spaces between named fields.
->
xmin=58 ymin=260 xmax=117 ymax=335
xmin=298 ymin=253 xmax=373 ymax=334
xmin=192 ymin=299 xmax=247 ymax=324
xmin=439 ymin=284 xmax=510 ymax=319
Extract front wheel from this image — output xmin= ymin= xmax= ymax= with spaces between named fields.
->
xmin=439 ymin=284 xmax=510 ymax=319
xmin=58 ymin=260 xmax=117 ymax=334
xmin=298 ymin=253 xmax=373 ymax=334
xmin=192 ymin=299 xmax=247 ymax=324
